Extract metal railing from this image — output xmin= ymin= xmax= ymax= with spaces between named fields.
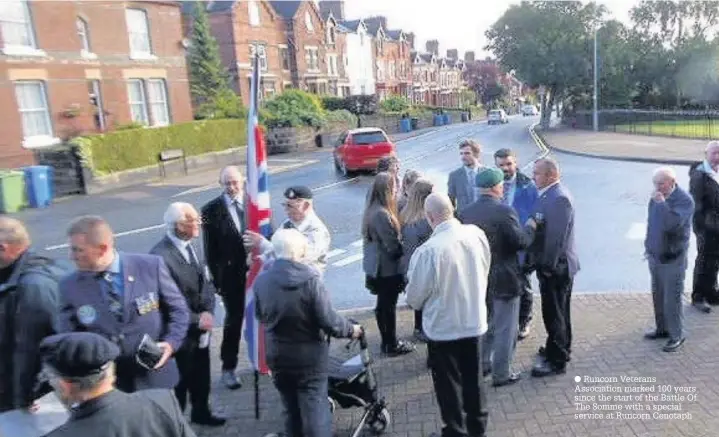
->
xmin=566 ymin=109 xmax=719 ymax=140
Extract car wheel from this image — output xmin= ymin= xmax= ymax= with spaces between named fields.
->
xmin=333 ymin=156 xmax=342 ymax=172
xmin=338 ymin=159 xmax=352 ymax=178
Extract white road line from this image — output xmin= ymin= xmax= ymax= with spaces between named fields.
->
xmin=625 ymin=222 xmax=646 ymax=240
xmin=350 ymin=239 xmax=363 ymax=248
xmin=326 ymin=248 xmax=346 ymax=259
xmin=313 ymin=177 xmax=359 ymax=192
xmin=332 ymin=253 xmax=363 ymax=267
xmin=44 ymin=223 xmax=165 ymax=251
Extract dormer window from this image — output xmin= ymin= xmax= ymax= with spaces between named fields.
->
xmin=326 ymin=24 xmax=336 ymax=45
xmin=249 ymin=0 xmax=260 ymax=26
xmin=305 ymin=11 xmax=313 ymax=32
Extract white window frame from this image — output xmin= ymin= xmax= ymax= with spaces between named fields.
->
xmin=248 ymin=0 xmax=260 ymax=27
xmin=250 ymin=44 xmax=268 ymax=71
xmin=304 ymin=11 xmax=313 ymax=33
xmin=279 ymin=45 xmax=290 ymax=71
xmin=14 ymin=81 xmax=59 ymax=148
xmin=305 ymin=47 xmax=319 ymax=72
xmin=326 ymin=25 xmax=335 ymax=45
xmin=0 ymin=1 xmax=45 ymax=57
xmin=127 ymin=79 xmax=149 ymax=125
xmin=147 ymin=79 xmax=170 ymax=127
xmin=125 ymin=8 xmax=154 ymax=59
xmin=76 ymin=16 xmax=97 ymax=59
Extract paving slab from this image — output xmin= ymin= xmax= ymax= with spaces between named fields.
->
xmin=194 ymin=293 xmax=718 ymax=437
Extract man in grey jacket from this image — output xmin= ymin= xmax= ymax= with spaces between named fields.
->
xmin=644 ymin=167 xmax=694 ymax=353
xmin=254 ymin=228 xmax=361 ymax=437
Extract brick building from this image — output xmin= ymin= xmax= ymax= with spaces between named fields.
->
xmin=363 ymin=16 xmax=410 ymax=100
xmin=0 ymin=0 xmax=192 ymax=168
xmin=320 ymin=10 xmax=351 ymax=97
xmin=411 ymin=51 xmax=438 ymax=105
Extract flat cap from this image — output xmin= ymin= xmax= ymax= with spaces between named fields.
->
xmin=476 ymin=167 xmax=505 ymax=188
xmin=284 ymin=185 xmax=313 ymax=200
xmin=40 ymin=332 xmax=120 ymax=378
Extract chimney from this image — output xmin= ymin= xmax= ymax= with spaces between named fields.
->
xmin=426 ymin=39 xmax=439 ymax=56
xmin=405 ymin=32 xmax=415 ymax=49
xmin=447 ymin=49 xmax=458 ymax=60
xmin=464 ymin=51 xmax=475 ymax=62
xmin=319 ymin=0 xmax=345 ymax=21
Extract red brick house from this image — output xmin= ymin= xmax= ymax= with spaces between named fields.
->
xmin=319 ymin=10 xmax=351 ymax=97
xmin=0 ymin=0 xmax=193 ymax=168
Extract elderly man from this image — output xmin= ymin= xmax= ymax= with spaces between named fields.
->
xmin=448 ymin=139 xmax=484 ymax=213
xmin=494 ymin=148 xmax=538 ymax=339
xmin=644 ymin=167 xmax=694 ymax=352
xmin=201 ymin=165 xmax=249 ymax=389
xmin=57 ymin=216 xmax=189 ymax=393
xmin=244 ymin=185 xmax=330 ymax=273
xmin=459 ymin=168 xmax=535 ymax=387
xmin=41 ymin=332 xmax=196 ymax=437
xmin=0 ymin=217 xmax=71 ymax=412
xmin=149 ymin=203 xmax=224 ymax=426
xmin=689 ymin=141 xmax=719 ymax=313
xmin=526 ymin=158 xmax=580 ymax=378
xmin=254 ymin=228 xmax=361 ymax=437
xmin=406 ymin=192 xmax=491 ymax=437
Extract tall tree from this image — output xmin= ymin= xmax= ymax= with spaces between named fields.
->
xmin=187 ymin=1 xmax=231 ymax=108
xmin=463 ymin=60 xmax=508 ymax=107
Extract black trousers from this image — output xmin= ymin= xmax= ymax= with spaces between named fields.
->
xmin=220 ymin=276 xmax=246 ymax=370
xmin=414 ymin=310 xmax=423 ymax=331
xmin=174 ymin=340 xmax=211 ymax=416
xmin=537 ymin=270 xmax=573 ymax=367
xmin=372 ymin=275 xmax=403 ymax=348
xmin=518 ymin=272 xmax=533 ymax=329
xmin=272 ymin=370 xmax=331 ymax=437
xmin=428 ymin=336 xmax=488 ymax=437
xmin=692 ymin=235 xmax=719 ymax=304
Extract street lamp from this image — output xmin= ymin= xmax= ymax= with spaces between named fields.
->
xmin=592 ymin=24 xmax=599 ymax=132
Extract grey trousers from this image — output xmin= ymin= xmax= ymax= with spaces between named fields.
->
xmin=482 ymin=295 xmax=520 ymax=381
xmin=649 ymin=255 xmax=687 ymax=341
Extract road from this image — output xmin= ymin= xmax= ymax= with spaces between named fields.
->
xmin=14 ymin=115 xmax=697 ymax=311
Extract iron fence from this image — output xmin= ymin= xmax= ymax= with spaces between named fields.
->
xmin=566 ymin=109 xmax=719 ymax=140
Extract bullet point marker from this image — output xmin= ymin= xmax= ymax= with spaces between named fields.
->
xmin=575 ymin=376 xmax=581 ymax=383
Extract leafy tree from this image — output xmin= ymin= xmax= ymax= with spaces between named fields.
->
xmin=263 ymin=90 xmax=326 ymax=128
xmin=463 ymin=60 xmax=508 ymax=107
xmin=379 ymin=95 xmax=411 ymax=113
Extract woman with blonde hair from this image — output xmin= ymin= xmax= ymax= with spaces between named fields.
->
xmin=398 ymin=169 xmax=422 ymax=212
xmin=362 ymin=172 xmax=415 ymax=356
xmin=399 ymin=178 xmax=435 ymax=342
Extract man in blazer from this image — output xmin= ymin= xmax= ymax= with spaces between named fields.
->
xmin=459 ymin=168 xmax=535 ymax=387
xmin=57 ymin=215 xmax=189 ymax=393
xmin=150 ymin=202 xmax=225 ymax=426
xmin=526 ymin=158 xmax=580 ymax=377
xmin=200 ymin=165 xmax=248 ymax=389
xmin=448 ymin=139 xmax=484 ymax=214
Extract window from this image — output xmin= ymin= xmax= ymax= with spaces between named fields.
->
xmin=327 ymin=54 xmax=337 ymax=76
xmin=88 ymin=80 xmax=106 ymax=131
xmin=127 ymin=80 xmax=149 ymax=125
xmin=248 ymin=0 xmax=260 ymax=26
xmin=280 ymin=47 xmax=290 ymax=70
xmin=76 ymin=17 xmax=92 ymax=54
xmin=125 ymin=8 xmax=151 ymax=57
xmin=305 ymin=47 xmax=318 ymax=71
xmin=249 ymin=44 xmax=267 ymax=71
xmin=0 ymin=1 xmax=37 ymax=52
xmin=147 ymin=79 xmax=170 ymax=126
xmin=326 ymin=25 xmax=335 ymax=45
xmin=304 ymin=11 xmax=313 ymax=32
xmin=14 ymin=81 xmax=54 ymax=145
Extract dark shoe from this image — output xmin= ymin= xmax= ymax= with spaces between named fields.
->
xmin=538 ymin=346 xmax=571 ymax=362
xmin=414 ymin=329 xmax=429 ymax=343
xmin=644 ymin=329 xmax=669 ymax=340
xmin=693 ymin=301 xmax=712 ymax=313
xmin=493 ymin=372 xmax=522 ymax=387
xmin=191 ymin=412 xmax=227 ymax=427
xmin=531 ymin=360 xmax=566 ymax=378
xmin=663 ymin=338 xmax=685 ymax=353
xmin=221 ymin=370 xmax=242 ymax=390
xmin=382 ymin=340 xmax=415 ymax=356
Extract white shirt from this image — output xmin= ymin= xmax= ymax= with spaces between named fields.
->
xmin=703 ymin=160 xmax=719 ymax=186
xmin=223 ymin=193 xmax=244 ymax=233
xmin=405 ymin=218 xmax=491 ymax=341
xmin=259 ymin=210 xmax=331 ymax=272
xmin=166 ymin=231 xmax=199 ymax=264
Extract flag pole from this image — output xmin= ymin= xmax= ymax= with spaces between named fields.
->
xmin=254 ymin=370 xmax=260 ymax=419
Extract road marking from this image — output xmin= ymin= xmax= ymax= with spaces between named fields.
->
xmin=350 ymin=239 xmax=363 ymax=248
xmin=326 ymin=248 xmax=346 ymax=259
xmin=625 ymin=222 xmax=646 ymax=240
xmin=44 ymin=223 xmax=166 ymax=251
xmin=313 ymin=177 xmax=359 ymax=192
xmin=332 ymin=253 xmax=363 ymax=267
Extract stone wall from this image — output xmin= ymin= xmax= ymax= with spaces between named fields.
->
xmin=33 ymin=145 xmax=86 ymax=197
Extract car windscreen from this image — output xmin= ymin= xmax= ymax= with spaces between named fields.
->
xmin=489 ymin=110 xmax=501 ymax=115
xmin=352 ymin=131 xmax=388 ymax=145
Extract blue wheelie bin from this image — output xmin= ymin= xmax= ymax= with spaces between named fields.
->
xmin=443 ymin=113 xmax=451 ymax=125
xmin=23 ymin=165 xmax=53 ymax=208
xmin=400 ymin=118 xmax=411 ymax=133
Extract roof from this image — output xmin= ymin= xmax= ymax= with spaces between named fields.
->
xmin=348 ymin=127 xmax=387 ymax=134
xmin=269 ymin=0 xmax=302 ymax=19
xmin=419 ymin=53 xmax=434 ymax=63
xmin=363 ymin=18 xmax=383 ymax=36
xmin=338 ymin=19 xmax=362 ymax=32
xmin=386 ymin=29 xmax=403 ymax=41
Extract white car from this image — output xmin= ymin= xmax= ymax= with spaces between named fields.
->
xmin=488 ymin=109 xmax=508 ymax=125
xmin=522 ymin=105 xmax=539 ymax=116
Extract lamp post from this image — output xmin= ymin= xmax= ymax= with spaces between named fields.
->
xmin=592 ymin=24 xmax=599 ymax=132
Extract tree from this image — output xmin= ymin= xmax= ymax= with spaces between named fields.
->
xmin=187 ymin=1 xmax=233 ymax=110
xmin=463 ymin=60 xmax=507 ymax=107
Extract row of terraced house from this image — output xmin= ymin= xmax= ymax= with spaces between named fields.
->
xmin=0 ymin=0 xmax=471 ymax=167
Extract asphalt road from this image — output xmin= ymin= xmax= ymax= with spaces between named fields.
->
xmin=14 ymin=114 xmax=698 ymax=312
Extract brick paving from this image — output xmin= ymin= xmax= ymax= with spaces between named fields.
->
xmin=539 ymin=127 xmax=707 ymax=164
xmin=192 ymin=293 xmax=719 ymax=437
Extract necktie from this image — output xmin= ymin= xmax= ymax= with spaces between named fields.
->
xmin=98 ymin=272 xmax=122 ymax=321
xmin=233 ymin=200 xmax=245 ymax=232
xmin=283 ymin=221 xmax=295 ymax=229
xmin=186 ymin=244 xmax=199 ymax=268
xmin=469 ymin=169 xmax=477 ymax=201
xmin=503 ymin=182 xmax=511 ymax=204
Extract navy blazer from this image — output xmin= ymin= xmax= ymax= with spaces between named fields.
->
xmin=527 ymin=182 xmax=580 ymax=277
xmin=57 ymin=253 xmax=190 ymax=392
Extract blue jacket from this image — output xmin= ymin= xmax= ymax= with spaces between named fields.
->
xmin=509 ymin=172 xmax=538 ymax=225
xmin=645 ymin=185 xmax=694 ymax=263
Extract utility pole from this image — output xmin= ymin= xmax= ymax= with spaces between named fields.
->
xmin=592 ymin=25 xmax=599 ymax=132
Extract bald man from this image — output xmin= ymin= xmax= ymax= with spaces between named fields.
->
xmin=688 ymin=141 xmax=719 ymax=313
xmin=525 ymin=158 xmax=579 ymax=378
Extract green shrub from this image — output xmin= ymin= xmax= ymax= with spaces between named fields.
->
xmin=195 ymin=89 xmax=247 ymax=120
xmin=115 ymin=122 xmax=145 ymax=131
xmin=325 ymin=109 xmax=356 ymax=125
xmin=321 ymin=96 xmax=345 ymax=112
xmin=74 ymin=119 xmax=247 ymax=176
xmin=263 ymin=89 xmax=326 ymax=128
xmin=379 ymin=95 xmax=411 ymax=113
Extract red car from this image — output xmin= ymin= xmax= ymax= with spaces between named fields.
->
xmin=333 ymin=128 xmax=396 ymax=177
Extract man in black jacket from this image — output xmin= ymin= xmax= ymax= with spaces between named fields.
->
xmin=254 ymin=228 xmax=361 ymax=437
xmin=150 ymin=202 xmax=224 ymax=426
xmin=459 ymin=168 xmax=535 ymax=387
xmin=688 ymin=141 xmax=719 ymax=313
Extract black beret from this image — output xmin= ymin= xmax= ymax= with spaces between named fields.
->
xmin=284 ymin=185 xmax=313 ymax=200
xmin=40 ymin=332 xmax=120 ymax=378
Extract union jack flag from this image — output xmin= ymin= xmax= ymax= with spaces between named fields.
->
xmin=244 ymin=52 xmax=271 ymax=375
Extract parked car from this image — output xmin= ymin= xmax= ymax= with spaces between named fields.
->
xmin=488 ymin=109 xmax=509 ymax=125
xmin=333 ymin=128 xmax=396 ymax=177
xmin=521 ymin=105 xmax=539 ymax=116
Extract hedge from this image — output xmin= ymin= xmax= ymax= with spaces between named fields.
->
xmin=74 ymin=119 xmax=247 ymax=176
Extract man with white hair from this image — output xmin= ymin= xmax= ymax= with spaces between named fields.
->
xmin=253 ymin=228 xmax=361 ymax=437
xmin=644 ymin=167 xmax=694 ymax=353
xmin=406 ymin=192 xmax=491 ymax=437
xmin=149 ymin=203 xmax=224 ymax=426
xmin=688 ymin=141 xmax=719 ymax=313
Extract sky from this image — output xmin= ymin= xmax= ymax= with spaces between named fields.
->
xmin=341 ymin=0 xmax=636 ymax=59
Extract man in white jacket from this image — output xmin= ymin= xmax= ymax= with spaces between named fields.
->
xmin=405 ymin=192 xmax=491 ymax=437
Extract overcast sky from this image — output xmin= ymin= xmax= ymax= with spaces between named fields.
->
xmin=341 ymin=0 xmax=636 ymax=59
